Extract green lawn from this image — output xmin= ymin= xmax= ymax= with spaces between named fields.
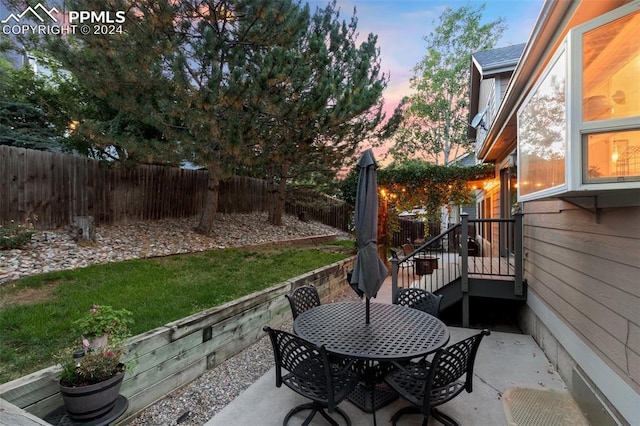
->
xmin=0 ymin=240 xmax=354 ymax=383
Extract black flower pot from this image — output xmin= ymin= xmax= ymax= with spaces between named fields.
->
xmin=415 ymin=256 xmax=438 ymax=275
xmin=59 ymin=370 xmax=125 ymax=421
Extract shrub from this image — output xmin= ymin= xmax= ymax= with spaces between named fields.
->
xmin=0 ymin=220 xmax=35 ymax=249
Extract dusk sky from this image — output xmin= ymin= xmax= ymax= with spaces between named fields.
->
xmin=306 ymin=0 xmax=545 ymax=155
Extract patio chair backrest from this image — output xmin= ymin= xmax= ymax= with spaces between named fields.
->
xmin=393 ymin=287 xmax=443 ymax=318
xmin=428 ymin=330 xmax=490 ymax=401
xmin=385 ymin=329 xmax=490 ymax=425
xmin=263 ymin=326 xmax=359 ymax=422
xmin=285 ymin=285 xmax=321 ymax=319
xmin=402 ymin=243 xmax=415 ymax=256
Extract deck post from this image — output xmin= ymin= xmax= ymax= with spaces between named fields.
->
xmin=514 ymin=212 xmax=524 ymax=296
xmin=461 ymin=213 xmax=470 ymax=327
xmin=391 ymin=258 xmax=399 ymax=302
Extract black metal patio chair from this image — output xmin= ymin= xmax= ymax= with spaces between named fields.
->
xmin=384 ymin=329 xmax=490 ymax=426
xmin=393 ymin=287 xmax=443 ymax=318
xmin=263 ymin=326 xmax=359 ymax=426
xmin=285 ymin=285 xmax=321 ymax=319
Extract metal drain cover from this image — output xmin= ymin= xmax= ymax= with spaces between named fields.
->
xmin=503 ymin=387 xmax=589 ymax=426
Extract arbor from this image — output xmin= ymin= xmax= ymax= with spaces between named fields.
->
xmin=340 ymin=159 xmax=494 ymax=223
xmin=339 ymin=159 xmax=494 ymax=253
xmin=384 ymin=4 xmax=505 ymax=164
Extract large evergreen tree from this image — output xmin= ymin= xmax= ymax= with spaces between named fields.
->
xmin=0 ymin=58 xmax=75 ymax=151
xmin=240 ymin=1 xmax=387 ymax=225
xmin=38 ymin=0 xmax=308 ymax=233
xmin=384 ymin=4 xmax=505 ymax=165
xmin=28 ymin=0 xmax=386 ymax=232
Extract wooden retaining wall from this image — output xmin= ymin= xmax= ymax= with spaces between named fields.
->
xmin=0 ymin=256 xmax=355 ymax=425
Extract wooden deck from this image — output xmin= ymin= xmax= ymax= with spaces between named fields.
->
xmin=468 ymin=255 xmax=515 ymax=279
xmin=396 ymin=252 xmax=515 ymax=292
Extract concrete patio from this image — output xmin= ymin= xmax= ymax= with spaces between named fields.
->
xmin=206 ymin=279 xmax=588 ymax=426
xmin=206 ymin=325 xmax=578 ymax=425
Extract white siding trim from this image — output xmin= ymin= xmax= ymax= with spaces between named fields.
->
xmin=528 ymin=291 xmax=639 ymax=425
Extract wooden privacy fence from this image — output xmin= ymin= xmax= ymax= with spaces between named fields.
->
xmin=0 ymin=145 xmax=350 ymax=231
xmin=285 ymin=202 xmax=351 ymax=232
xmin=1 ymin=146 xmax=209 ymax=227
xmin=391 ymin=219 xmax=442 ymax=246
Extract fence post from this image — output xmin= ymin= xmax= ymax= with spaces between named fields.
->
xmin=460 ymin=213 xmax=470 ymax=328
xmin=514 ymin=212 xmax=524 ymax=296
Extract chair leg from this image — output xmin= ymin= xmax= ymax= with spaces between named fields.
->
xmin=284 ymin=402 xmax=351 ymax=426
xmin=390 ymin=405 xmax=425 ymax=426
xmin=284 ymin=402 xmax=317 ymax=426
xmin=431 ymin=407 xmax=459 ymax=426
xmin=318 ymin=406 xmax=351 ymax=426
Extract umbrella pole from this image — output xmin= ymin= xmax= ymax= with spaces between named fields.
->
xmin=366 ymin=297 xmax=370 ymax=324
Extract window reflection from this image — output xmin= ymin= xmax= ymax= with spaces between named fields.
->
xmin=518 ymin=51 xmax=566 ymax=196
xmin=583 ymin=11 xmax=640 ymax=121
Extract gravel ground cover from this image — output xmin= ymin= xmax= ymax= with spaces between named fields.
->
xmin=0 ymin=212 xmax=350 ymax=284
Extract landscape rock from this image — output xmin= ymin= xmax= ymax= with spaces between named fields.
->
xmin=0 ymin=213 xmax=350 ymax=286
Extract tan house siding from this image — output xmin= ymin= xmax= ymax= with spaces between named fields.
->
xmin=522 ymin=201 xmax=640 ymax=395
xmin=478 ymin=77 xmax=495 ymax=110
xmin=476 ymin=167 xmax=503 ymax=256
xmin=471 ymin=2 xmax=640 ymax=422
xmin=489 ymin=184 xmax=501 ymax=257
xmin=498 ymin=73 xmax=510 ymax=99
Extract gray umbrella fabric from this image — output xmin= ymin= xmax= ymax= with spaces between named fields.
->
xmin=349 ymin=149 xmax=388 ymax=323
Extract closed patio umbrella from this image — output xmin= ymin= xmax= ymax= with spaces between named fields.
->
xmin=349 ymin=149 xmax=388 ymax=324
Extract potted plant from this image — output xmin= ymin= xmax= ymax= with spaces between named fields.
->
xmin=57 ymin=304 xmax=134 ymax=421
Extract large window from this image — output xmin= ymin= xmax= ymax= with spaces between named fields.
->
xmin=518 ymin=49 xmax=567 ymax=198
xmin=517 ymin=4 xmax=640 ymax=201
xmin=582 ymin=10 xmax=640 ymax=183
xmin=582 ymin=11 xmax=640 ymax=123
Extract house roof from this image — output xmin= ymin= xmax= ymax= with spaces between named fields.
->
xmin=450 ymin=152 xmax=477 ymax=167
xmin=472 ymin=43 xmax=526 ymax=76
xmin=468 ymin=43 xmax=526 ymax=142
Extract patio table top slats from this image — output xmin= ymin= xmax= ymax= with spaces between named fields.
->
xmin=293 ymin=302 xmax=450 ymax=361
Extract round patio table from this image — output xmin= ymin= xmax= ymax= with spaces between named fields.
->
xmin=294 ymin=301 xmax=449 ymax=422
xmin=294 ymin=301 xmax=449 ymax=361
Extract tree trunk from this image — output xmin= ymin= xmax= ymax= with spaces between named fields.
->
xmin=193 ymin=168 xmax=220 ymax=235
xmin=269 ymin=163 xmax=289 ymax=226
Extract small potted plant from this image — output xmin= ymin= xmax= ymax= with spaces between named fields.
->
xmin=57 ymin=304 xmax=134 ymax=421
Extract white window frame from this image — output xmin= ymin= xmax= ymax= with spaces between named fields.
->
xmin=517 ymin=1 xmax=640 ymax=202
xmin=571 ymin=3 xmax=640 ymax=192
